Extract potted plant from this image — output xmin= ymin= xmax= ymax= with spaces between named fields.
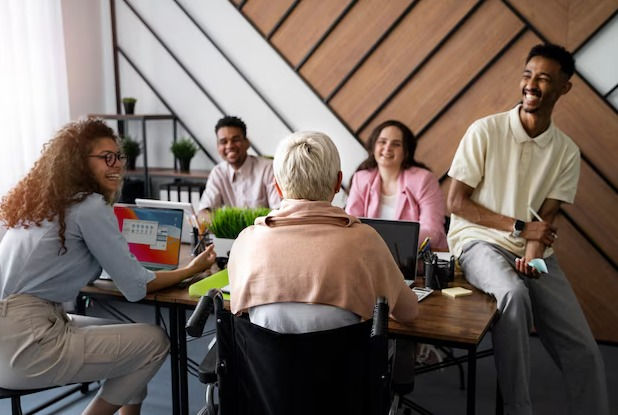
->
xmin=170 ymin=137 xmax=198 ymax=173
xmin=120 ymin=135 xmax=141 ymax=170
xmin=122 ymin=97 xmax=137 ymax=114
xmin=208 ymin=207 xmax=270 ymax=257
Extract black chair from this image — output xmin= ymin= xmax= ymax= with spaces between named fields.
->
xmin=186 ymin=290 xmax=392 ymax=415
xmin=0 ymin=383 xmax=91 ymax=415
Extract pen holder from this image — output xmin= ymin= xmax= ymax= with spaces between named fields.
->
xmin=424 ymin=256 xmax=452 ymax=290
xmin=192 ymin=229 xmax=211 ymax=255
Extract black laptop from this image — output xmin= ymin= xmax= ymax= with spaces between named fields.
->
xmin=360 ymin=218 xmax=420 ymax=284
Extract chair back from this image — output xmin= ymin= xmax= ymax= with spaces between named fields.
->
xmin=193 ymin=292 xmax=390 ymax=415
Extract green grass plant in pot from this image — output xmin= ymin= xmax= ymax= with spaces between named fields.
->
xmin=170 ymin=138 xmax=198 ymax=173
xmin=120 ymin=135 xmax=141 ymax=170
xmin=208 ymin=206 xmax=270 ymax=257
xmin=122 ymin=97 xmax=137 ymax=114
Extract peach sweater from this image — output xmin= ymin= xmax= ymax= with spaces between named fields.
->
xmin=228 ymin=199 xmax=410 ymax=319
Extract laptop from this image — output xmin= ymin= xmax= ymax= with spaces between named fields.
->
xmin=135 ymin=198 xmax=197 ymax=244
xmin=360 ymin=218 xmax=420 ymax=285
xmin=106 ymin=205 xmax=184 ymax=273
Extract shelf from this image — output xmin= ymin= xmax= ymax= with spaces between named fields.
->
xmin=89 ymin=114 xmax=176 ymax=121
xmin=125 ymin=168 xmax=209 ymax=179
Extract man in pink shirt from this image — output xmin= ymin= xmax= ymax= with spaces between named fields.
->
xmin=198 ymin=116 xmax=280 ymax=221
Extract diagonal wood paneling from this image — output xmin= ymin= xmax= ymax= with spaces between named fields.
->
xmin=299 ymin=0 xmax=414 ymax=98
xmin=329 ymin=0 xmax=477 ymax=131
xmin=358 ymin=0 xmax=524 ymax=142
xmin=563 ymin=163 xmax=618 ymax=265
xmin=236 ymin=0 xmax=618 ymax=342
xmin=553 ymin=75 xmax=618 ymax=187
xmin=553 ymin=215 xmax=618 ymax=343
xmin=271 ymin=0 xmax=350 ymax=67
xmin=507 ymin=0 xmax=618 ymax=50
xmin=242 ymin=0 xmax=295 ymax=37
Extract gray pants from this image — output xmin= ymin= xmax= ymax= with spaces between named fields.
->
xmin=459 ymin=241 xmax=608 ymax=415
xmin=0 ymin=294 xmax=169 ymax=406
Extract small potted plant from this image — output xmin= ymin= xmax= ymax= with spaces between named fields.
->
xmin=208 ymin=207 xmax=271 ymax=257
xmin=170 ymin=137 xmax=198 ymax=173
xmin=122 ymin=97 xmax=137 ymax=114
xmin=120 ymin=135 xmax=141 ymax=170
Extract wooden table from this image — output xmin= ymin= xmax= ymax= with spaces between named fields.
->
xmin=81 ymin=250 xmax=497 ymax=415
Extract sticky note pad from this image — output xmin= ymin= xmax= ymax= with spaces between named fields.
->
xmin=441 ymin=287 xmax=473 ymax=298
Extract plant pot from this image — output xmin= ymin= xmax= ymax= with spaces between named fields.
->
xmin=126 ymin=156 xmax=137 ymax=170
xmin=123 ymin=101 xmax=135 ymax=115
xmin=178 ymin=158 xmax=192 ymax=173
xmin=212 ymin=236 xmax=235 ymax=258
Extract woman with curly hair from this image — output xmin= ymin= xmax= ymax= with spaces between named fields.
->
xmin=0 ymin=119 xmax=215 ymax=415
xmin=346 ymin=120 xmax=447 ymax=250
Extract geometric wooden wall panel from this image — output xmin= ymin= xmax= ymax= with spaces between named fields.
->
xmin=272 ymin=0 xmax=350 ymax=67
xmin=553 ymin=214 xmax=618 ymax=343
xmin=329 ymin=0 xmax=477 ymax=131
xmin=357 ymin=0 xmax=524 ymax=142
xmin=563 ymin=162 xmax=618 ymax=265
xmin=300 ymin=0 xmax=414 ymax=98
xmin=507 ymin=0 xmax=618 ymax=50
xmin=242 ymin=0 xmax=294 ymax=37
xmin=554 ymin=75 xmax=618 ymax=187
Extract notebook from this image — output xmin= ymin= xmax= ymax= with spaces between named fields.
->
xmin=360 ymin=218 xmax=420 ymax=284
xmin=107 ymin=205 xmax=184 ymax=272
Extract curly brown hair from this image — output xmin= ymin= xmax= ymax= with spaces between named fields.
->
xmin=0 ymin=119 xmax=119 ymax=254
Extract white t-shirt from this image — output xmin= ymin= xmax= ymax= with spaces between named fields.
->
xmin=379 ymin=193 xmax=398 ymax=220
xmin=249 ymin=302 xmax=360 ymax=334
xmin=447 ymin=105 xmax=580 ymax=257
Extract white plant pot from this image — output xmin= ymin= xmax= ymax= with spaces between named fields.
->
xmin=212 ymin=236 xmax=235 ymax=258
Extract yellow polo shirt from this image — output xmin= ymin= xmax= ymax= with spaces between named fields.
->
xmin=447 ymin=105 xmax=580 ymax=258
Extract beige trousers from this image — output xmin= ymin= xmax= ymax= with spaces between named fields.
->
xmin=0 ymin=294 xmax=169 ymax=406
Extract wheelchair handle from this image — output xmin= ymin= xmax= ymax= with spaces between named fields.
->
xmin=371 ymin=296 xmax=389 ymax=337
xmin=186 ymin=289 xmax=219 ymax=337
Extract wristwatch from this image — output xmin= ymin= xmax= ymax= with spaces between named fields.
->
xmin=512 ymin=219 xmax=525 ymax=238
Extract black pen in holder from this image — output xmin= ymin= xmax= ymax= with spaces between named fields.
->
xmin=192 ymin=228 xmax=211 ymax=256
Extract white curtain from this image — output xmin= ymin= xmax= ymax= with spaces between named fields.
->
xmin=0 ymin=0 xmax=70 ymax=197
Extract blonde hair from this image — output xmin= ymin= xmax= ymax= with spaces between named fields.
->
xmin=0 ymin=119 xmax=118 ymax=253
xmin=273 ymin=131 xmax=340 ymax=201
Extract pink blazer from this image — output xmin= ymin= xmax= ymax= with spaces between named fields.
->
xmin=345 ymin=167 xmax=448 ymax=250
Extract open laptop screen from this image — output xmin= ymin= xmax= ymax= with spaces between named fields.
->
xmin=360 ymin=218 xmax=419 ymax=281
xmin=113 ymin=205 xmax=184 ymax=270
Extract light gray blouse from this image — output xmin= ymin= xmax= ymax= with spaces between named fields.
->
xmin=0 ymin=193 xmax=154 ymax=302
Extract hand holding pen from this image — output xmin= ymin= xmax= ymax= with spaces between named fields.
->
xmin=517 ymin=206 xmax=557 ymax=246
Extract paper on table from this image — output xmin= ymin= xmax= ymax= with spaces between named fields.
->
xmin=528 ymin=258 xmax=548 ymax=273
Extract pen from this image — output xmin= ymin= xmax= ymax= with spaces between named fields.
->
xmin=527 ymin=206 xmax=544 ymax=222
xmin=528 ymin=205 xmax=558 ymax=239
xmin=418 ymin=237 xmax=430 ymax=255
xmin=192 ymin=233 xmax=210 ymax=256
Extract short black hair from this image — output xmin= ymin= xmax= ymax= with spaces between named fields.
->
xmin=215 ymin=115 xmax=247 ymax=137
xmin=526 ymin=43 xmax=575 ymax=79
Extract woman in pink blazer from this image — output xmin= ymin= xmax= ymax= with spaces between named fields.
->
xmin=346 ymin=120 xmax=447 ymax=250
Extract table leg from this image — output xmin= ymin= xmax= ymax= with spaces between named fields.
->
xmin=178 ymin=306 xmax=189 ymax=415
xmin=467 ymin=347 xmax=477 ymax=415
xmin=169 ymin=306 xmax=180 ymax=415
